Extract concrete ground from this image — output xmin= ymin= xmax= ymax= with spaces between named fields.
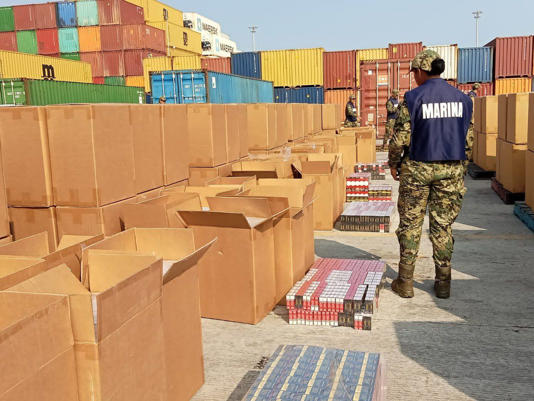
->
xmin=192 ymin=162 xmax=534 ymax=401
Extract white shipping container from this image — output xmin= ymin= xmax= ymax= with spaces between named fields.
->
xmin=424 ymin=44 xmax=458 ymax=80
xmin=202 ymin=32 xmax=238 ymax=57
xmin=183 ymin=12 xmax=221 ymax=37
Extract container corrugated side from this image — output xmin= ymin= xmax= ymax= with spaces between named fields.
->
xmin=105 ymin=76 xmax=125 ymax=86
xmin=143 ymin=56 xmax=172 ymax=91
xmin=58 ymin=27 xmax=79 ymax=53
xmin=16 ymin=30 xmax=38 ymax=54
xmin=207 ymin=71 xmax=274 ymax=104
xmin=262 ymin=48 xmax=324 ymax=87
xmin=274 ymin=86 xmax=323 ymax=104
xmin=0 ymin=32 xmax=17 ymax=52
xmin=486 ymin=36 xmax=534 ymax=78
xmin=35 ymin=3 xmax=57 ymax=29
xmin=76 ymin=0 xmax=99 ymax=27
xmin=0 ymin=51 xmax=92 ymax=83
xmin=355 ymin=48 xmax=387 ymax=87
xmin=457 ymin=47 xmax=494 ymax=84
xmin=201 ymin=57 xmax=231 ymax=74
xmin=323 ymin=50 xmax=356 ymax=89
xmin=13 ymin=5 xmax=36 ymax=31
xmin=56 ymin=2 xmax=76 ymax=28
xmin=231 ymin=52 xmax=261 ymax=79
xmin=424 ymin=44 xmax=458 ymax=80
xmin=147 ymin=21 xmax=202 ymax=55
xmin=495 ymin=78 xmax=532 ymax=95
xmin=125 ymin=76 xmax=144 ymax=87
xmin=0 ymin=7 xmax=15 ymax=32
xmin=172 ymin=55 xmax=201 ymax=70
xmin=325 ymin=89 xmax=357 ymax=122
xmin=143 ymin=0 xmax=183 ymax=25
xmin=388 ymin=42 xmax=423 ymax=60
xmin=78 ymin=26 xmax=101 ymax=52
xmin=0 ymin=79 xmax=25 ymax=104
xmin=457 ymin=82 xmax=494 ymax=96
xmin=61 ymin=52 xmax=80 ymax=61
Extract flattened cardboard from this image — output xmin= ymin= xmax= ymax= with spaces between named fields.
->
xmin=247 ymin=103 xmax=277 ymax=150
xmin=161 ymin=104 xmax=190 ymax=184
xmin=0 ymin=107 xmax=54 ymax=207
xmin=9 ymin=206 xmax=58 ymax=251
xmin=46 ymin=104 xmax=136 ymax=207
xmin=189 ymin=163 xmax=235 ymax=186
xmin=187 ymin=104 xmax=228 ymax=167
xmin=130 ymin=104 xmax=164 ymax=193
xmin=506 ymin=93 xmax=529 ymax=144
xmin=224 ymin=104 xmax=241 ymax=162
xmin=0 ymin=255 xmax=47 ymax=290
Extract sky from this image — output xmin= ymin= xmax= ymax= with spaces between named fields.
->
xmin=6 ymin=0 xmax=534 ymax=52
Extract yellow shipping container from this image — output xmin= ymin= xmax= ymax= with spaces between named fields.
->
xmin=495 ymin=78 xmax=532 ymax=95
xmin=172 ymin=55 xmax=201 ymax=70
xmin=261 ymin=48 xmax=324 ymax=87
xmin=125 ymin=76 xmax=144 ymax=87
xmin=147 ymin=21 xmax=202 ymax=55
xmin=143 ymin=56 xmax=172 ymax=92
xmin=0 ymin=50 xmax=92 ymax=83
xmin=168 ymin=48 xmax=198 ymax=57
xmin=143 ymin=0 xmax=183 ymax=26
xmin=355 ymin=48 xmax=388 ymax=87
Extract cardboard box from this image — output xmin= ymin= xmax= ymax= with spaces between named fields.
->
xmin=47 ymin=104 xmax=136 ymax=207
xmin=473 ymin=96 xmax=483 ymax=132
xmin=291 ymin=144 xmax=326 ymax=154
xmin=233 ymin=159 xmax=295 ymax=179
xmin=0 ymin=231 xmax=102 ymax=280
xmin=0 ymin=255 xmax=47 ymax=290
xmin=247 ymin=103 xmax=277 ymax=150
xmin=303 ymin=104 xmax=313 ymax=136
xmin=56 ymin=197 xmax=136 ymax=238
xmin=0 ymin=107 xmax=54 ymax=207
xmin=497 ymin=139 xmax=527 ymax=193
xmin=163 ymin=185 xmax=241 ymax=209
xmin=290 ymin=104 xmax=305 ymax=141
xmin=275 ymin=103 xmax=291 ymax=146
xmin=498 ymin=94 xmax=508 ymax=141
xmin=506 ymin=93 xmax=529 ymax=144
xmin=355 ymin=127 xmax=377 ymax=164
xmin=178 ymin=198 xmax=280 ymax=324
xmin=187 ymin=104 xmax=228 ymax=167
xmin=312 ymin=104 xmax=322 ymax=134
xmin=0 ymin=292 xmax=78 ymax=401
xmin=337 ymin=134 xmax=357 ymax=176
xmin=189 ymin=163 xmax=235 ymax=186
xmin=81 ymin=228 xmax=214 ymax=401
xmin=130 ymin=104 xmax=164 ymax=193
xmin=321 ymin=104 xmax=337 ymax=130
xmin=526 ymin=150 xmax=534 ymax=209
xmin=481 ymin=95 xmax=499 ymax=134
xmin=9 ymin=206 xmax=58 ymax=251
xmin=473 ymin=130 xmax=479 ymax=164
xmin=226 ymin=104 xmax=247 ymax=161
xmin=206 ymin=176 xmax=257 ymax=192
xmin=528 ymin=93 xmax=534 ymax=152
xmin=135 ymin=186 xmax=163 ymax=202
xmin=0 ymin=235 xmax=11 ymax=244
xmin=476 ymin=132 xmax=497 ymax=172
xmin=161 ymin=105 xmax=190 ymax=184
xmin=0 ymin=154 xmax=10 ymax=239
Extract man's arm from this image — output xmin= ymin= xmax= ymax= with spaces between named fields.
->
xmin=388 ymin=100 xmax=411 ymax=170
xmin=386 ymin=100 xmax=395 ymax=114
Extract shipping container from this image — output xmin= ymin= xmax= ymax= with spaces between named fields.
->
xmin=93 ymin=76 xmax=105 ymax=84
xmin=143 ymin=55 xmax=171 ymax=92
xmin=34 ymin=3 xmax=57 ymax=29
xmin=78 ymin=26 xmax=101 ymax=52
xmin=61 ymin=52 xmax=81 ymax=61
xmin=58 ymin=27 xmax=79 ymax=53
xmin=36 ymin=29 xmax=59 ymax=55
xmin=102 ymin=50 xmax=124 ymax=76
xmin=125 ymin=76 xmax=144 ymax=87
xmin=0 ymin=51 xmax=92 ymax=83
xmin=104 ymin=76 xmax=125 ymax=85
xmin=355 ymin=48 xmax=388 ymax=87
xmin=485 ymin=36 xmax=534 ymax=78
xmin=0 ymin=32 xmax=17 ymax=52
xmin=16 ymin=30 xmax=38 ymax=54
xmin=150 ymin=70 xmax=274 ymax=104
xmin=172 ymin=55 xmax=201 ymax=70
xmin=0 ymin=78 xmax=144 ymax=105
xmin=56 ymin=2 xmax=76 ymax=28
xmin=388 ymin=42 xmax=423 ymax=60
xmin=201 ymin=57 xmax=231 ymax=73
xmin=360 ymin=59 xmax=417 ymax=137
xmin=457 ymin=47 xmax=494 ymax=84
xmin=424 ymin=44 xmax=458 ymax=80
xmin=100 ymin=25 xmax=122 ymax=51
xmin=80 ymin=51 xmax=104 ymax=77
xmin=457 ymin=82 xmax=494 ymax=96
xmin=274 ymin=86 xmax=324 ymax=104
xmin=495 ymin=78 xmax=532 ymax=95
xmin=143 ymin=0 xmax=183 ymax=25
xmin=13 ymin=5 xmax=36 ymax=31
xmin=261 ymin=48 xmax=324 ymax=87
xmin=147 ymin=21 xmax=202 ymax=55
xmin=97 ymin=0 xmax=144 ymax=25
xmin=0 ymin=7 xmax=15 ymax=32
xmin=76 ymin=0 xmax=99 ymax=26
xmin=122 ymin=24 xmax=166 ymax=53
xmin=231 ymin=52 xmax=261 ymax=79
xmin=125 ymin=49 xmax=165 ymax=76
xmin=323 ymin=50 xmax=356 ymax=90
xmin=325 ymin=88 xmax=357 ymax=121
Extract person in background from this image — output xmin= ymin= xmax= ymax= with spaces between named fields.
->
xmin=384 ymin=89 xmax=400 ymax=150
xmin=158 ymin=96 xmax=167 ymax=104
xmin=344 ymin=94 xmax=360 ymax=127
xmin=388 ymin=50 xmax=474 ymax=300
xmin=468 ymin=83 xmax=481 ymax=98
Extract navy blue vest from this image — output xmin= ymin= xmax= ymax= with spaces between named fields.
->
xmin=405 ymin=78 xmax=472 ymax=162
xmin=387 ymin=97 xmax=399 ymax=120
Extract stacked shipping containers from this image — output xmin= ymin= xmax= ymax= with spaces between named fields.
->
xmin=323 ymin=50 xmax=357 ymax=124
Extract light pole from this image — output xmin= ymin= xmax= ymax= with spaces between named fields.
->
xmin=472 ymin=11 xmax=482 ymax=47
xmin=248 ymin=26 xmax=258 ymax=51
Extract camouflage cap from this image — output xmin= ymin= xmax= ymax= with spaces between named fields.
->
xmin=349 ymin=94 xmax=356 ymax=99
xmin=472 ymin=83 xmax=481 ymax=89
xmin=392 ymin=89 xmax=399 ymax=95
xmin=410 ymin=49 xmax=441 ymax=72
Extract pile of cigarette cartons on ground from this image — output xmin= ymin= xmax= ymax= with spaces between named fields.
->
xmin=354 ymin=161 xmax=388 ymax=180
xmin=337 ymin=202 xmax=396 ymax=233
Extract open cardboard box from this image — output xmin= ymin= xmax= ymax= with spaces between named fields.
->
xmin=162 ymin=185 xmax=242 ymax=209
xmin=0 ymin=231 xmax=103 ymax=280
xmin=178 ymin=197 xmax=286 ymax=324
xmin=81 ymin=228 xmax=215 ymax=401
xmin=188 ymin=163 xmax=236 ymax=186
xmin=0 ymin=255 xmax=47 ymax=290
xmin=232 ymin=159 xmax=296 ymax=179
xmin=0 ymin=291 xmax=78 ymax=400
xmin=204 ymin=176 xmax=257 ymax=192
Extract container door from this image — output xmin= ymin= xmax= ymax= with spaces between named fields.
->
xmin=178 ymin=71 xmax=206 ymax=104
xmin=0 ymin=80 xmax=26 ymax=105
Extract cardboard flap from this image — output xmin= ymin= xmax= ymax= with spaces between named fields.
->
xmin=183 ymin=186 xmax=242 ymax=207
xmin=133 ymin=228 xmax=196 ymax=260
xmin=0 ymin=232 xmax=49 ymax=258
xmin=121 ymin=203 xmax=170 ymax=229
xmin=0 ymin=256 xmax=48 ymax=291
xmin=207 ymin=196 xmax=275 ymax=218
xmin=206 ymin=176 xmax=256 ymax=188
xmin=246 ymin=186 xmax=304 ymax=210
xmin=162 ymin=237 xmax=216 ymax=285
xmin=57 ymin=234 xmax=101 ymax=251
xmin=178 ymin=210 xmax=260 ymax=229
xmin=232 ymin=170 xmax=278 ymax=179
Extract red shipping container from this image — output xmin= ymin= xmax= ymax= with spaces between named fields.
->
xmin=13 ymin=5 xmax=36 ymax=31
xmin=34 ymin=3 xmax=57 ymax=29
xmin=457 ymin=82 xmax=494 ymax=97
xmin=0 ymin=32 xmax=17 ymax=52
xmin=388 ymin=42 xmax=423 ymax=60
xmin=323 ymin=50 xmax=357 ymax=90
xmin=124 ymin=49 xmax=165 ymax=76
xmin=485 ymin=36 xmax=534 ymax=78
xmin=36 ymin=29 xmax=59 ymax=55
xmin=201 ymin=57 xmax=231 ymax=74
xmin=103 ymin=51 xmax=125 ymax=76
xmin=93 ymin=77 xmax=105 ymax=84
xmin=122 ymin=25 xmax=165 ymax=52
xmin=98 ymin=0 xmax=144 ymax=25
xmin=100 ymin=25 xmax=123 ymax=51
xmin=81 ymin=52 xmax=104 ymax=77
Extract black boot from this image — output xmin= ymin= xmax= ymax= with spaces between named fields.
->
xmin=434 ymin=266 xmax=451 ymax=299
xmin=391 ymin=264 xmax=415 ymax=298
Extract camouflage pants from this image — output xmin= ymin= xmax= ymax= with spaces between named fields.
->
xmin=344 ymin=120 xmax=359 ymax=127
xmin=384 ymin=119 xmax=395 ymax=147
xmin=396 ymin=160 xmax=466 ymax=268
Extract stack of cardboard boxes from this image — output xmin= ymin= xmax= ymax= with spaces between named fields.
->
xmin=526 ymin=94 xmax=534 ymax=210
xmin=473 ymin=96 xmax=498 ymax=172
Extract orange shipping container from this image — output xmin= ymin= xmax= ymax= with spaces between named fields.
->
xmin=78 ymin=26 xmax=102 ymax=53
xmin=324 ymin=89 xmax=357 ymax=124
xmin=201 ymin=57 xmax=231 ymax=74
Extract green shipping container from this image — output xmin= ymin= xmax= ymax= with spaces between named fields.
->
xmin=76 ymin=0 xmax=99 ymax=26
xmin=0 ymin=7 xmax=15 ymax=32
xmin=61 ymin=52 xmax=81 ymax=61
xmin=16 ymin=31 xmax=38 ymax=54
xmin=0 ymin=79 xmax=145 ymax=105
xmin=104 ymin=77 xmax=126 ymax=86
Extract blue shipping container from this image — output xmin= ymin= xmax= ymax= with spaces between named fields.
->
xmin=150 ymin=70 xmax=274 ymax=104
xmin=231 ymin=52 xmax=262 ymax=79
xmin=56 ymin=2 xmax=77 ymax=27
xmin=58 ymin=27 xmax=79 ymax=53
xmin=458 ymin=47 xmax=494 ymax=84
xmin=274 ymin=86 xmax=324 ymax=104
